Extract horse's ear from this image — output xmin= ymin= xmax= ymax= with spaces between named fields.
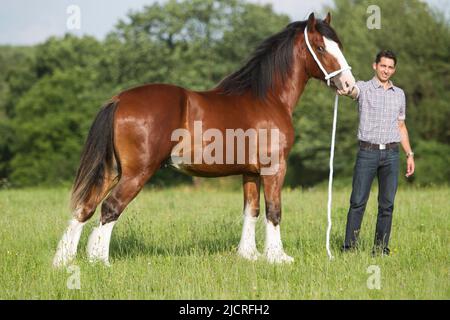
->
xmin=307 ymin=13 xmax=316 ymax=31
xmin=324 ymin=12 xmax=331 ymax=25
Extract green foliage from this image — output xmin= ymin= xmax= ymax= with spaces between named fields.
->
xmin=0 ymin=46 xmax=36 ymax=179
xmin=106 ymin=0 xmax=289 ymax=89
xmin=410 ymin=140 xmax=450 ymax=186
xmin=10 ymin=68 xmax=108 ymax=185
xmin=0 ymin=0 xmax=448 ymax=187
xmin=33 ymin=35 xmax=102 ymax=78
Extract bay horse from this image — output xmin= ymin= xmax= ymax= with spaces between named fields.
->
xmin=53 ymin=13 xmax=355 ymax=267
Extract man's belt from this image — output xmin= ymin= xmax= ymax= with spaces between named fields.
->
xmin=359 ymin=141 xmax=399 ymax=150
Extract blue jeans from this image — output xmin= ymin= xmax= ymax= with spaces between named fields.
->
xmin=344 ymin=145 xmax=400 ymax=249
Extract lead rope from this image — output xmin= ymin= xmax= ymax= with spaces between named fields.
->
xmin=326 ymin=94 xmax=339 ymax=260
xmin=304 ymin=23 xmax=349 ymax=260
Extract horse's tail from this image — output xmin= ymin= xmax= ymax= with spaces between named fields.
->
xmin=70 ymin=100 xmax=120 ymax=211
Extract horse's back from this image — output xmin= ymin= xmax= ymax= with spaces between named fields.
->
xmin=117 ymin=83 xmax=187 ymax=116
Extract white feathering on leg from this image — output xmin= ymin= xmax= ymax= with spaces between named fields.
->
xmin=264 ymin=219 xmax=294 ymax=264
xmin=237 ymin=205 xmax=261 ymax=261
xmin=53 ymin=219 xmax=85 ymax=268
xmin=86 ymin=221 xmax=116 ymax=266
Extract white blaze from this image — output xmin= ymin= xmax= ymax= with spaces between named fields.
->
xmin=323 ymin=37 xmax=355 ymax=90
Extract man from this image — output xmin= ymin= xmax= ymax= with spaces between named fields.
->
xmin=337 ymin=50 xmax=415 ymax=255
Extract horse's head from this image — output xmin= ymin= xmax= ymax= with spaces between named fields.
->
xmin=303 ymin=13 xmax=355 ymax=91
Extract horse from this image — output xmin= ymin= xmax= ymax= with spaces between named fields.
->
xmin=53 ymin=13 xmax=355 ymax=267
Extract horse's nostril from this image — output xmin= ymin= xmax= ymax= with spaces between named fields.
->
xmin=345 ymin=81 xmax=349 ymax=88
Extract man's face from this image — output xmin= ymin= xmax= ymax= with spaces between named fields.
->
xmin=373 ymin=57 xmax=396 ymax=82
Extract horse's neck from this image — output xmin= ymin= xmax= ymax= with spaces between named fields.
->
xmin=273 ymin=51 xmax=309 ymax=115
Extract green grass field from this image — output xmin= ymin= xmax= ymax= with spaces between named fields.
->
xmin=0 ymin=185 xmax=448 ymax=299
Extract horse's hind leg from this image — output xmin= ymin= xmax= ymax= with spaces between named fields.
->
xmin=86 ymin=166 xmax=156 ymax=265
xmin=53 ymin=174 xmax=118 ymax=268
xmin=53 ymin=217 xmax=86 ymax=268
xmin=237 ymin=174 xmax=261 ymax=261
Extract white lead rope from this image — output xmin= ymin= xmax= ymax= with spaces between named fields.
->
xmin=326 ymin=94 xmax=339 ymax=260
xmin=304 ymin=23 xmax=350 ymax=260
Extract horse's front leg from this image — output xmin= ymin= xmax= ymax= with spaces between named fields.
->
xmin=261 ymin=162 xmax=294 ymax=264
xmin=238 ymin=174 xmax=261 ymax=261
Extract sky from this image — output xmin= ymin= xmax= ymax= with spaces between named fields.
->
xmin=0 ymin=0 xmax=448 ymax=45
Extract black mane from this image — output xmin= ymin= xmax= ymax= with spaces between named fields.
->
xmin=217 ymin=20 xmax=342 ymax=100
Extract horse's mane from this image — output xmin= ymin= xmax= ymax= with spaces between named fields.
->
xmin=217 ymin=20 xmax=342 ymax=100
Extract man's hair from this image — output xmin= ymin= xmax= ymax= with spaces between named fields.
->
xmin=375 ymin=50 xmax=397 ymax=66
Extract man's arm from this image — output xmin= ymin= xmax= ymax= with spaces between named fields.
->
xmin=398 ymin=120 xmax=415 ymax=178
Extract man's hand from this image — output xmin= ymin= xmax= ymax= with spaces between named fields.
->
xmin=337 ymin=86 xmax=358 ymax=99
xmin=406 ymin=157 xmax=415 ymax=178
xmin=336 ymin=88 xmax=351 ymax=96
xmin=399 ymin=121 xmax=414 ymax=178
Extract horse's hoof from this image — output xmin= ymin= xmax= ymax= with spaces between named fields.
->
xmin=88 ymin=257 xmax=111 ymax=267
xmin=237 ymin=247 xmax=262 ymax=261
xmin=52 ymin=256 xmax=71 ymax=268
xmin=265 ymin=250 xmax=294 ymax=264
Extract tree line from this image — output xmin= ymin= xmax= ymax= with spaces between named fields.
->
xmin=0 ymin=0 xmax=448 ymax=188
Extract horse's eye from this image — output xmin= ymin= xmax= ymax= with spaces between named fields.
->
xmin=317 ymin=46 xmax=325 ymax=52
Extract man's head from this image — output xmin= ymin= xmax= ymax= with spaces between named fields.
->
xmin=373 ymin=50 xmax=397 ymax=83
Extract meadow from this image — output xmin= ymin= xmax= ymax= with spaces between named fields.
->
xmin=0 ymin=185 xmax=448 ymax=299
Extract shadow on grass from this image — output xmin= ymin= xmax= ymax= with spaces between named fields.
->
xmin=109 ymin=226 xmax=240 ymax=261
xmin=109 ymin=223 xmax=371 ymax=262
xmin=332 ymin=235 xmax=345 ymax=250
xmin=329 ymin=234 xmax=377 ymax=257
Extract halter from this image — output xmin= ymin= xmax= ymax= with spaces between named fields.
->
xmin=304 ymin=26 xmax=352 ymax=86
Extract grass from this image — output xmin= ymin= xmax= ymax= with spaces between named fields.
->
xmin=0 ymin=185 xmax=448 ymax=299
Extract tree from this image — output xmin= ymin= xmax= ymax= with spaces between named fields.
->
xmin=0 ymin=0 xmax=448 ymax=187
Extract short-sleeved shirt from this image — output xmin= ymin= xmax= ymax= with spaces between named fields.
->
xmin=355 ymin=77 xmax=406 ymax=144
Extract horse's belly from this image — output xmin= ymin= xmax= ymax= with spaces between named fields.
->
xmin=167 ymin=158 xmax=259 ymax=177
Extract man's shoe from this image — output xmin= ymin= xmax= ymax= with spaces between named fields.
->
xmin=341 ymin=245 xmax=356 ymax=253
xmin=372 ymin=247 xmax=390 ymax=256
